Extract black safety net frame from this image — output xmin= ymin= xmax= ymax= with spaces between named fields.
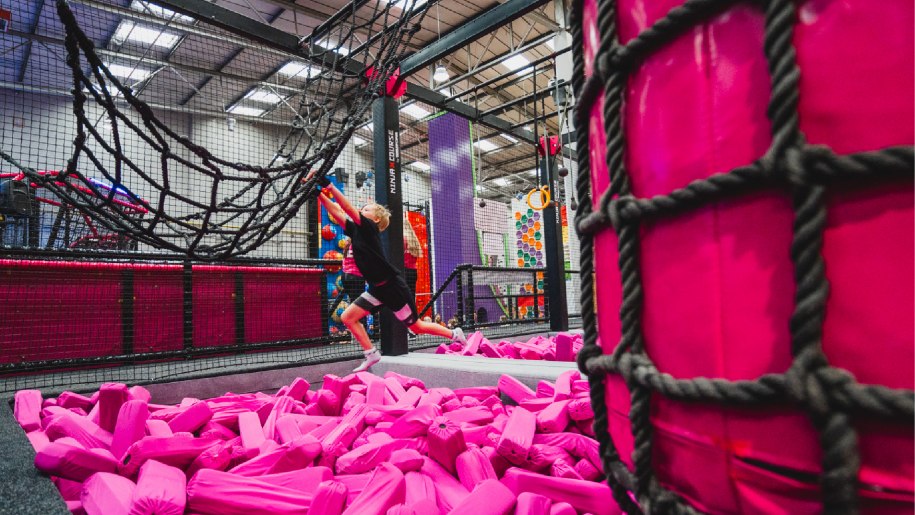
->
xmin=22 ymin=0 xmax=429 ymax=260
xmin=568 ymin=0 xmax=914 ymax=513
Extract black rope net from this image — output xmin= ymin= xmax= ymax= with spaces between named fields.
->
xmin=15 ymin=0 xmax=428 ymax=259
xmin=568 ymin=0 xmax=914 ymax=513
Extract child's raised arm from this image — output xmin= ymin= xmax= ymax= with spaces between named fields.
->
xmin=317 ymin=192 xmax=348 ymax=227
xmin=322 ymin=183 xmax=361 ymax=224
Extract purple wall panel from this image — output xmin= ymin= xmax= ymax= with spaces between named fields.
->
xmin=429 ymin=114 xmax=501 ymax=323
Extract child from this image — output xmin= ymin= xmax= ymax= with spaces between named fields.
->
xmin=310 ymin=172 xmax=466 ymax=372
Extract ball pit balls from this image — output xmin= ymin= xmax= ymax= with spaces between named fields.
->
xmin=321 ymin=225 xmax=337 ymax=241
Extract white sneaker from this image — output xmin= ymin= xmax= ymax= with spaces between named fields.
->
xmin=451 ymin=327 xmax=466 ymax=344
xmin=353 ymin=349 xmax=381 ymax=372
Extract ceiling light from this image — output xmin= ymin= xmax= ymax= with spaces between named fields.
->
xmin=503 ymin=134 xmax=518 ymax=144
xmin=502 ymin=54 xmax=531 ymax=76
xmin=112 ymin=21 xmax=181 ymax=49
xmin=244 ymin=88 xmax=285 ymax=104
xmin=105 ymin=63 xmax=152 ymax=82
xmin=474 ymin=139 xmax=499 ymax=153
xmin=130 ymin=0 xmax=194 ymax=24
xmin=315 ymin=39 xmax=350 ymax=56
xmin=438 ymin=87 xmax=452 ymax=97
xmin=493 ymin=177 xmax=509 ymax=187
xmin=401 ymin=104 xmax=431 ymax=119
xmin=277 ymin=62 xmax=317 ymax=78
xmin=526 ymin=169 xmax=538 ymax=176
xmin=433 ymin=64 xmax=449 ymax=82
xmin=227 ymin=105 xmax=265 ymax=117
xmin=408 ymin=161 xmax=431 ymax=171
xmin=386 ymin=0 xmax=429 ymax=9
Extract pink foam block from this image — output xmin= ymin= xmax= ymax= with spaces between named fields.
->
xmin=482 ymin=446 xmax=512 ymax=476
xmin=501 ymin=468 xmax=620 ymax=515
xmin=398 ymin=386 xmax=424 ymax=409
xmin=322 ymin=404 xmax=369 ymax=456
xmin=427 ymin=416 xmax=466 ymax=475
xmin=384 ymin=377 xmax=407 ymax=402
xmin=566 ymin=399 xmax=593 ymax=421
xmin=264 ymin=396 xmax=297 ymax=440
xmin=410 ymin=499 xmax=440 ymax=515
xmin=55 ymin=476 xmax=83 ymax=500
xmin=342 ymin=462 xmax=406 ymax=515
xmin=284 ymin=378 xmax=311 ymax=401
xmin=535 ymin=381 xmax=555 ymax=399
xmin=448 ymin=342 xmax=463 ymax=352
xmin=186 ymin=441 xmax=232 ymax=477
xmin=128 ymin=459 xmax=186 ymax=515
xmin=229 ymin=434 xmax=322 ymax=476
xmin=120 ymin=434 xmax=218 ymax=476
xmin=518 ymin=348 xmax=544 ymax=360
xmin=187 ymin=469 xmax=313 ymax=515
xmin=145 ymin=419 xmax=172 ymax=438
xmin=553 ymin=371 xmax=579 ymax=402
xmin=461 ymin=424 xmax=498 ymax=447
xmin=516 ymin=492 xmax=552 ymax=515
xmin=574 ymin=459 xmax=601 ymax=481
xmin=366 ymin=379 xmax=387 ymax=406
xmin=553 ymin=334 xmax=574 ymax=362
xmin=461 ymin=396 xmax=481 ymax=408
xmin=498 ymin=342 xmax=520 ymax=359
xmin=570 ymin=380 xmax=589 ymax=395
xmin=497 ymin=375 xmax=536 ymax=404
xmin=275 ymin=415 xmax=305 ymax=444
xmin=315 ymin=390 xmax=340 ymax=417
xmin=58 ymin=391 xmax=94 ymax=411
xmin=441 ymin=399 xmax=461 ymax=412
xmin=258 ymin=466 xmax=333 ymax=492
xmin=535 ymin=400 xmax=570 ymax=434
xmin=550 ymin=458 xmax=582 ymax=480
xmin=200 ymin=421 xmax=237 ymax=441
xmin=420 ymin=457 xmax=469 ymax=512
xmin=98 ymin=383 xmax=129 ymax=433
xmin=237 ymin=411 xmax=266 ymax=453
xmin=386 ymin=404 xmax=441 ymax=438
xmin=128 ymin=386 xmax=151 ymax=403
xmin=574 ymin=419 xmax=595 ymax=437
xmin=307 ymin=480 xmax=348 ymax=515
xmin=390 ymin=448 xmax=424 ymax=472
xmin=46 ymin=412 xmax=112 ymax=450
xmin=443 ymin=406 xmax=493 ymax=426
xmin=479 ymin=341 xmax=504 ymax=358
xmin=336 ymin=438 xmax=419 ymax=474
xmin=519 ymin=397 xmax=553 ymax=412
xmin=343 ymin=392 xmax=367 ymax=415
xmin=435 ymin=344 xmax=449 ymax=354
xmin=386 ymin=504 xmax=412 ymax=515
xmin=446 ymin=479 xmax=516 ymax=515
xmin=167 ymin=401 xmax=213 ymax=434
xmin=460 ymin=331 xmax=485 ymax=355
xmin=428 ymin=388 xmax=456 ymax=403
xmin=14 ymin=390 xmax=42 ymax=432
xmin=26 ymin=430 xmax=50 ymax=452
xmin=454 ymin=386 xmax=497 ymax=401
xmin=384 ymin=371 xmax=425 ymax=391
xmin=455 ymin=446 xmax=498 ymax=491
xmin=81 ymin=472 xmax=136 ymax=515
xmin=497 ymin=406 xmax=536 ymax=465
xmin=532 ymin=433 xmax=602 ymax=473
xmin=404 ymin=471 xmax=437 ymax=506
xmin=35 ymin=441 xmax=118 ymax=482
xmin=111 ymin=400 xmax=150 ymax=460
xmin=549 ymin=502 xmax=577 ymax=515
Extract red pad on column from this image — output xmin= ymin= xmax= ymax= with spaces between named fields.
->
xmin=129 ymin=459 xmax=187 ymax=515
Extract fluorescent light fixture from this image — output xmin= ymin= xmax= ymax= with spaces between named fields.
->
xmin=112 ymin=20 xmax=181 ymax=49
xmin=493 ymin=177 xmax=509 ymax=187
xmin=244 ymin=88 xmax=285 ymax=104
xmin=438 ymin=87 xmax=452 ymax=97
xmin=353 ymin=136 xmax=367 ymax=146
xmin=401 ymin=104 xmax=430 ymax=119
xmin=315 ymin=39 xmax=350 ymax=56
xmin=526 ymin=169 xmax=538 ymax=176
xmin=408 ymin=161 xmax=431 ymax=172
xmin=503 ymin=134 xmax=518 ymax=144
xmin=105 ymin=63 xmax=152 ymax=82
xmin=277 ymin=61 xmax=317 ymax=78
xmin=130 ymin=0 xmax=194 ymax=23
xmin=502 ymin=54 xmax=531 ymax=76
xmin=386 ymin=0 xmax=429 ymax=9
xmin=227 ymin=105 xmax=265 ymax=117
xmin=474 ymin=139 xmax=499 ymax=153
xmin=433 ymin=64 xmax=449 ymax=82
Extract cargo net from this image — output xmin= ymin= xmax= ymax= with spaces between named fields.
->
xmin=568 ymin=0 xmax=914 ymax=513
xmin=36 ymin=0 xmax=427 ymax=259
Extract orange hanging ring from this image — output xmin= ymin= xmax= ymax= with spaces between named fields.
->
xmin=526 ymin=185 xmax=551 ymax=211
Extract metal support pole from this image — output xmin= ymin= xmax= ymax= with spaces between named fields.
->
xmin=539 ymin=137 xmax=569 ymax=331
xmin=373 ymin=96 xmax=408 ymax=356
xmin=456 ymin=268 xmax=465 ymax=327
xmin=182 ymin=261 xmax=194 ymax=351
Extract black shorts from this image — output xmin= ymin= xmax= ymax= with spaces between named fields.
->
xmin=354 ymin=275 xmax=418 ymax=326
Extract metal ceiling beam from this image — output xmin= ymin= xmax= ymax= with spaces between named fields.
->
xmin=399 ymin=0 xmax=549 ymax=76
xmin=496 ymin=0 xmax=559 ymax=31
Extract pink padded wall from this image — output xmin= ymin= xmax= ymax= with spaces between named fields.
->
xmin=584 ymin=0 xmax=913 ymax=512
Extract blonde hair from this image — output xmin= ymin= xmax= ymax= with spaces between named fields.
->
xmin=365 ymin=203 xmax=391 ymax=231
xmin=403 ymin=217 xmax=422 ymax=257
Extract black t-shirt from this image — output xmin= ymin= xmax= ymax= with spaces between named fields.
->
xmin=344 ymin=214 xmax=399 ymax=285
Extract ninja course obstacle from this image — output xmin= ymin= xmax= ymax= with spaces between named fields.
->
xmin=0 ymin=0 xmax=912 ymax=513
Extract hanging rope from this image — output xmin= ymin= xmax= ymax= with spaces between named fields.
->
xmin=569 ymin=0 xmax=914 ymax=513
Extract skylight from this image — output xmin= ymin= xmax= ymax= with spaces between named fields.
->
xmin=474 ymin=139 xmax=499 ymax=153
xmin=105 ymin=63 xmax=152 ymax=82
xmin=401 ymin=104 xmax=430 ymax=119
xmin=502 ymin=134 xmax=518 ymax=144
xmin=502 ymin=54 xmax=531 ymax=76
xmin=244 ymin=88 xmax=285 ymax=104
xmin=130 ymin=0 xmax=194 ymax=24
xmin=112 ymin=21 xmax=181 ymax=49
xmin=385 ymin=0 xmax=429 ymax=10
xmin=315 ymin=39 xmax=350 ymax=56
xmin=408 ymin=161 xmax=431 ymax=172
xmin=277 ymin=62 xmax=318 ymax=79
xmin=493 ymin=177 xmax=509 ymax=187
xmin=227 ymin=105 xmax=265 ymax=117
